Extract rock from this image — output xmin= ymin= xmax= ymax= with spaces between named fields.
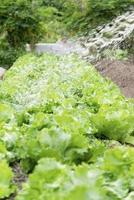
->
xmin=88 ymin=44 xmax=98 ymax=55
xmin=119 ymin=16 xmax=127 ymax=22
xmin=96 ymin=26 xmax=103 ymax=32
xmin=95 ymin=39 xmax=104 ymax=47
xmin=79 ymin=11 xmax=134 ymax=63
xmin=25 ymin=11 xmax=133 ymax=64
xmin=127 ymin=18 xmax=134 ymax=24
xmin=81 ymin=49 xmax=89 ymax=57
xmin=0 ymin=67 xmax=6 ymax=79
xmin=117 ymin=33 xmax=124 ymax=38
xmin=117 ymin=23 xmax=127 ymax=31
xmin=87 ymin=38 xmax=97 ymax=43
xmin=102 ymin=31 xmax=114 ymax=38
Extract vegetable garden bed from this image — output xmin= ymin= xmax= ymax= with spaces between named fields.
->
xmin=0 ymin=53 xmax=134 ymax=200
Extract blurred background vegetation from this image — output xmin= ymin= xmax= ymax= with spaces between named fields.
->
xmin=0 ymin=0 xmax=133 ymax=68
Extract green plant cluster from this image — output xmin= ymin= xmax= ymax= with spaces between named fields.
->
xmin=0 ymin=0 xmax=42 ymax=68
xmin=0 ymin=142 xmax=15 ymax=198
xmin=0 ymin=34 xmax=25 ymax=69
xmin=0 ymin=0 xmax=133 ymax=67
xmin=43 ymin=0 xmax=134 ymax=33
xmin=0 ymin=54 xmax=134 ymax=199
xmin=16 ymin=148 xmax=134 ymax=200
xmin=0 ymin=0 xmax=42 ymax=48
xmin=38 ymin=6 xmax=66 ymax=43
xmin=102 ymin=49 xmax=129 ymax=61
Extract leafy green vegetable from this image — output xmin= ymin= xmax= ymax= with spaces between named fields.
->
xmin=92 ymin=102 xmax=134 ymax=142
xmin=0 ymin=160 xmax=15 ymax=199
xmin=16 ymin=147 xmax=134 ymax=200
xmin=0 ymin=53 xmax=134 ymax=199
xmin=16 ymin=158 xmax=107 ymax=200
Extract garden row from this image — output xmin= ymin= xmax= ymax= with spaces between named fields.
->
xmin=0 ymin=54 xmax=134 ymax=199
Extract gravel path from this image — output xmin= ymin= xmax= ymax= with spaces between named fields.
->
xmin=32 ymin=40 xmax=86 ymax=56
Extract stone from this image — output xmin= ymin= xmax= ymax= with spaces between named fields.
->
xmin=81 ymin=49 xmax=89 ymax=57
xmin=119 ymin=16 xmax=127 ymax=22
xmin=88 ymin=44 xmax=98 ymax=55
xmin=103 ymin=31 xmax=113 ymax=38
xmin=0 ymin=67 xmax=6 ymax=79
xmin=96 ymin=26 xmax=103 ymax=32
xmin=78 ymin=11 xmax=134 ymax=62
xmin=117 ymin=33 xmax=124 ymax=38
xmin=127 ymin=18 xmax=134 ymax=24
xmin=95 ymin=39 xmax=104 ymax=47
xmin=117 ymin=23 xmax=127 ymax=31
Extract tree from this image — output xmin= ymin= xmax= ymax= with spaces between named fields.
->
xmin=0 ymin=0 xmax=42 ymax=48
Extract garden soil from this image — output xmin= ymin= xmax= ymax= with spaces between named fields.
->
xmin=95 ymin=59 xmax=134 ymax=98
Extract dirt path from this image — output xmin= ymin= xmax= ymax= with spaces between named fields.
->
xmin=96 ymin=59 xmax=134 ymax=98
xmin=33 ymin=40 xmax=85 ymax=55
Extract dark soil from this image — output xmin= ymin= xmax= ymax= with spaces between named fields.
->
xmin=96 ymin=59 xmax=134 ymax=98
xmin=5 ymin=163 xmax=27 ymax=200
xmin=12 ymin=162 xmax=27 ymax=190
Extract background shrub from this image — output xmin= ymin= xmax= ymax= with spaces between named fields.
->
xmin=0 ymin=0 xmax=133 ymax=68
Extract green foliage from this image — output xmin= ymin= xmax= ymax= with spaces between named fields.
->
xmin=35 ymin=0 xmax=134 ymax=37
xmin=102 ymin=49 xmax=128 ymax=61
xmin=16 ymin=147 xmax=134 ymax=200
xmin=0 ymin=53 xmax=134 ymax=198
xmin=38 ymin=6 xmax=66 ymax=42
xmin=0 ymin=0 xmax=133 ymax=67
xmin=92 ymin=102 xmax=134 ymax=141
xmin=15 ymin=158 xmax=107 ymax=200
xmin=42 ymin=0 xmax=65 ymax=10
xmin=54 ymin=0 xmax=134 ymax=32
xmin=0 ymin=34 xmax=25 ymax=68
xmin=0 ymin=0 xmax=43 ymax=67
xmin=0 ymin=142 xmax=7 ymax=160
xmin=0 ymin=160 xmax=15 ymax=199
xmin=0 ymin=0 xmax=42 ymax=47
xmin=0 ymin=1 xmax=133 ymax=197
xmin=114 ymin=49 xmax=128 ymax=60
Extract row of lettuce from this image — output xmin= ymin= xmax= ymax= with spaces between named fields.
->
xmin=0 ymin=54 xmax=134 ymax=199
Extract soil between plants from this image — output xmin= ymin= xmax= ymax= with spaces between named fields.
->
xmin=95 ymin=59 xmax=134 ymax=98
